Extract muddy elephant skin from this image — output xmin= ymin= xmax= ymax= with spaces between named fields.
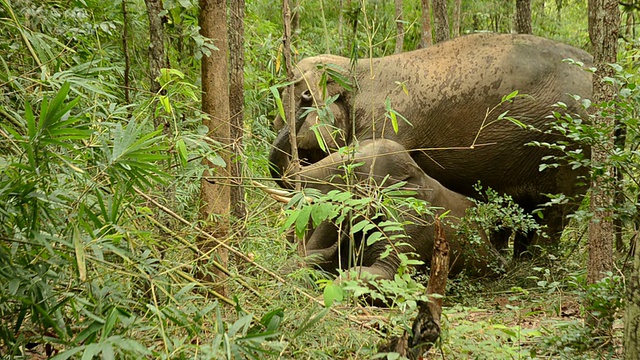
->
xmin=295 ymin=139 xmax=507 ymax=280
xmin=269 ymin=33 xmax=592 ymax=254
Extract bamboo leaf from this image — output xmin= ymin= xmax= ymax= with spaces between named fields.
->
xmin=73 ymin=226 xmax=87 ymax=281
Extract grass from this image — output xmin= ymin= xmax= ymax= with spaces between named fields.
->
xmin=220 ymin=200 xmax=625 ymax=359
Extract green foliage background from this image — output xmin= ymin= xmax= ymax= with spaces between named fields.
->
xmin=0 ymin=0 xmax=638 ymax=358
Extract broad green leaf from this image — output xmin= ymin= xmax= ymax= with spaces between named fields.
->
xmin=295 ymin=205 xmax=312 ymax=238
xmin=502 ymin=90 xmax=519 ymax=102
xmin=159 ymin=95 xmax=172 ymax=114
xmin=366 ymin=232 xmax=383 ymax=246
xmin=323 ymin=282 xmax=344 ymax=307
xmin=350 ymin=219 xmax=375 ymax=235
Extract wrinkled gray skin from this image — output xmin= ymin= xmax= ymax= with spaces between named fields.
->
xmin=269 ymin=33 xmax=592 ymax=256
xmin=294 ymin=139 xmax=507 ymax=280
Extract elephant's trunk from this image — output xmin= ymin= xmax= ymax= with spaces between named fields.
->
xmin=268 ymin=127 xmax=294 ymax=189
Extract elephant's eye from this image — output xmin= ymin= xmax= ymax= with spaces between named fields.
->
xmin=301 ymin=89 xmax=312 ymax=102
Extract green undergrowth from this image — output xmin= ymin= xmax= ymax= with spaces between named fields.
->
xmin=228 ymin=202 xmax=625 ymax=359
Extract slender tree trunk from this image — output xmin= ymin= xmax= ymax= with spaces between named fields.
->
xmin=515 ymin=0 xmax=533 ymax=34
xmin=144 ymin=0 xmax=169 ymax=132
xmin=420 ymin=0 xmax=433 ymax=47
xmin=229 ymin=0 xmax=246 ymax=223
xmin=587 ymin=0 xmax=619 ymax=331
xmin=379 ymin=218 xmax=450 ymax=359
xmin=626 ymin=232 xmax=640 ymax=359
xmin=289 ymin=0 xmax=299 ymax=34
xmin=282 ymin=0 xmax=302 ymax=252
xmin=432 ymin=0 xmax=449 ymax=43
xmin=282 ymin=0 xmax=298 ymax=183
xmin=198 ymin=0 xmax=230 ymax=296
xmin=121 ymin=0 xmax=131 ymax=105
xmin=452 ymin=0 xmax=461 ymax=37
xmin=394 ymin=0 xmax=404 ymax=53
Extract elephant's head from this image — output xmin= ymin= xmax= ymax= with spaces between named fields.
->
xmin=269 ymin=55 xmax=354 ymax=188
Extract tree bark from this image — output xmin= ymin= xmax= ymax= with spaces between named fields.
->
xmin=394 ymin=0 xmax=404 ymax=53
xmin=515 ymin=0 xmax=533 ymax=34
xmin=452 ymin=0 xmax=461 ymax=37
xmin=229 ymin=0 xmax=246 ymax=223
xmin=432 ymin=0 xmax=449 ymax=43
xmin=420 ymin=0 xmax=433 ymax=47
xmin=290 ymin=0 xmax=300 ymax=34
xmin=625 ymin=234 xmax=640 ymax=360
xmin=198 ymin=0 xmax=231 ymax=296
xmin=587 ymin=0 xmax=619 ymax=331
xmin=379 ymin=218 xmax=450 ymax=359
xmin=144 ymin=0 xmax=169 ymax=132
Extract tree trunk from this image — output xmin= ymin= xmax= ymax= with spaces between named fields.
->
xmin=144 ymin=0 xmax=169 ymax=132
xmin=229 ymin=0 xmax=246 ymax=223
xmin=625 ymin=233 xmax=640 ymax=359
xmin=452 ymin=0 xmax=461 ymax=37
xmin=420 ymin=0 xmax=433 ymax=47
xmin=587 ymin=0 xmax=619 ymax=331
xmin=515 ymin=0 xmax=533 ymax=34
xmin=289 ymin=0 xmax=299 ymax=34
xmin=394 ymin=0 xmax=404 ymax=54
xmin=432 ymin=0 xmax=449 ymax=43
xmin=379 ymin=218 xmax=450 ymax=359
xmin=198 ymin=0 xmax=230 ymax=296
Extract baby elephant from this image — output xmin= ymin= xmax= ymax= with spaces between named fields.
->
xmin=285 ymin=139 xmax=507 ymax=280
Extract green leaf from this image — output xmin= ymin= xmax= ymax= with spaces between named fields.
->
xmin=327 ymin=66 xmax=352 ymax=91
xmin=390 ymin=111 xmax=398 ymax=134
xmin=292 ymin=307 xmax=329 ymax=339
xmin=101 ymin=342 xmax=115 ymax=360
xmin=73 ymin=226 xmax=86 ymax=282
xmin=260 ymin=308 xmax=284 ymax=333
xmin=366 ymin=232 xmax=383 ymax=246
xmin=102 ymin=308 xmax=118 ymax=339
xmin=295 ymin=205 xmax=312 ymax=238
xmin=50 ymin=347 xmax=85 ymax=360
xmin=502 ymin=90 xmax=519 ymax=102
xmin=312 ymin=126 xmax=327 ymax=152
xmin=270 ymin=84 xmax=288 ymax=122
xmin=323 ymin=282 xmax=344 ymax=307
xmin=311 ymin=203 xmax=336 ymax=227
xmin=159 ymin=95 xmax=172 ymax=114
xmin=176 ymin=138 xmax=188 ymax=168
xmin=81 ymin=343 xmax=100 ymax=360
xmin=350 ymin=219 xmax=375 ymax=235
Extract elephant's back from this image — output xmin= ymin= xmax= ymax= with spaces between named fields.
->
xmin=351 ymin=33 xmax=592 ymax=203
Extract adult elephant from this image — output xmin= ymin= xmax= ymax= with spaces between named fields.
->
xmin=269 ymin=33 xmax=592 ymax=256
xmin=288 ymin=139 xmax=508 ymax=280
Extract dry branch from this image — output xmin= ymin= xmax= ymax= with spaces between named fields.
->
xmin=380 ymin=217 xmax=450 ymax=359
